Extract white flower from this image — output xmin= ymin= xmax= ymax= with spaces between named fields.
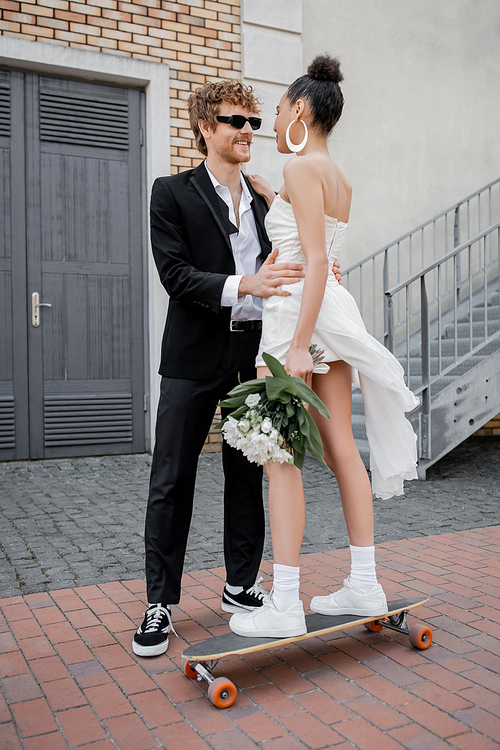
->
xmin=237 ymin=419 xmax=251 ymax=434
xmin=222 ymin=414 xmax=292 ymax=466
xmin=222 ymin=417 xmax=242 ymax=448
xmin=269 ymin=428 xmax=283 ymax=445
xmin=261 ymin=418 xmax=273 ymax=434
xmin=245 ymin=393 xmax=261 ymax=408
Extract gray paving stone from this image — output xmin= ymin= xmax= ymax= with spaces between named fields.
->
xmin=0 ymin=436 xmax=499 ymax=599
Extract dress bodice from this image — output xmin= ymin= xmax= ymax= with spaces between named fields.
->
xmin=264 ymin=194 xmax=347 ymax=272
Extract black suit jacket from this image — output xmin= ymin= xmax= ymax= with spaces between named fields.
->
xmin=151 ymin=162 xmax=272 ymax=380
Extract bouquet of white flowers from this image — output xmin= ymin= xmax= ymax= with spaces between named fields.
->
xmin=217 ymin=351 xmax=330 ymax=469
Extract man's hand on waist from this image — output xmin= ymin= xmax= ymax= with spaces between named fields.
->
xmin=239 ymin=248 xmax=305 ymax=298
xmin=239 ymin=249 xmax=342 ymax=298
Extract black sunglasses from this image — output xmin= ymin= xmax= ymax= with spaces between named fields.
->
xmin=216 ymin=115 xmax=262 ymax=131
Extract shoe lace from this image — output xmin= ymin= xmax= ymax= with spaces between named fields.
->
xmin=144 ymin=604 xmax=178 ymax=637
xmin=246 ymin=576 xmax=269 ymax=602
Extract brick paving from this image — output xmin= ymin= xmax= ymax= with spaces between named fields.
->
xmin=1 ymin=526 xmax=500 ymax=749
xmin=1 ymin=436 xmax=499 ymax=599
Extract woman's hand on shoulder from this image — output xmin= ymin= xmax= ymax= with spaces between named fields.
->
xmin=246 ymin=174 xmax=275 ymax=209
xmin=286 ymin=346 xmax=314 ymax=387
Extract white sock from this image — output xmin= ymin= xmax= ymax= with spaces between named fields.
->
xmin=225 ymin=584 xmax=243 ymax=595
xmin=349 ymin=545 xmax=378 ymax=593
xmin=272 ymin=563 xmax=300 ymax=612
xmin=148 ymin=603 xmax=171 ymax=610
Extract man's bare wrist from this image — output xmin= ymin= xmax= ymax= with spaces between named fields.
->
xmin=238 ymin=275 xmax=252 ymax=297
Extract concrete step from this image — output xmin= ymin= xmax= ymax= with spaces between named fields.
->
xmin=409 ymin=334 xmax=500 ymax=359
xmin=459 ymin=305 xmax=500 ymax=323
xmin=444 ymin=321 xmax=500 ymax=339
xmin=356 ymin=438 xmax=370 ymax=468
xmin=411 ymin=337 xmax=498 ymax=357
xmin=351 ymin=414 xmax=367 ymax=440
xmin=406 ymin=355 xmax=486 ymax=377
xmin=407 ymin=375 xmax=457 ymax=394
xmin=351 ymin=391 xmax=365 ymax=415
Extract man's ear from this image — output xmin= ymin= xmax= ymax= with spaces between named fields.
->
xmin=198 ymin=119 xmax=213 ymax=140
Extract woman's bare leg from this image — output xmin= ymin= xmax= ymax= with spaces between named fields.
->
xmin=266 ymin=461 xmax=305 ymax=568
xmin=256 ymin=366 xmax=305 ymax=615
xmin=310 ymin=361 xmax=373 ymax=547
xmin=307 ymin=360 xmax=387 ymax=614
xmin=256 ymin=365 xmax=305 ymax=568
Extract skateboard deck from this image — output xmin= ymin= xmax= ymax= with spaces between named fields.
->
xmin=182 ymin=597 xmax=431 ymax=708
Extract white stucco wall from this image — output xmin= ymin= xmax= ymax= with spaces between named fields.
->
xmin=241 ymin=0 xmax=303 ymax=188
xmin=244 ymin=0 xmax=500 ymax=267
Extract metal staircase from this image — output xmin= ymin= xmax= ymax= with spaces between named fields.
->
xmin=345 ymin=178 xmax=500 ymax=479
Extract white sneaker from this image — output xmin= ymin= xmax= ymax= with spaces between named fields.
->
xmin=310 ymin=578 xmax=388 ymax=617
xmin=229 ymin=600 xmax=307 ymax=638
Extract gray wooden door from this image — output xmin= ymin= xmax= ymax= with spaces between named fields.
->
xmin=0 ymin=69 xmax=145 ymax=460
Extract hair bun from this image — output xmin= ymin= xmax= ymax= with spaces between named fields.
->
xmin=307 ymin=54 xmax=343 ymax=84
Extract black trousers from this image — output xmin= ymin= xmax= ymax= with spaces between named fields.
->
xmin=144 ymin=329 xmax=264 ymax=605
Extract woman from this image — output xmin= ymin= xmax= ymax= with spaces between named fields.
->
xmin=229 ymin=55 xmax=419 ymax=639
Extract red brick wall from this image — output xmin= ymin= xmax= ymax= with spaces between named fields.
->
xmin=475 ymin=415 xmax=500 ymax=437
xmin=0 ymin=0 xmax=241 ymax=174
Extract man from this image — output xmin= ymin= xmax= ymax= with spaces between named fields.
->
xmin=132 ymin=79 xmax=307 ymax=657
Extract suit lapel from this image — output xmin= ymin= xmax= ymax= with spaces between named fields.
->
xmin=190 ymin=164 xmax=234 ymax=254
xmin=190 ymin=163 xmax=272 ymax=260
xmin=244 ymin=174 xmax=272 ymax=259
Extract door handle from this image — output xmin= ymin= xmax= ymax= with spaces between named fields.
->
xmin=32 ymin=292 xmax=52 ymax=327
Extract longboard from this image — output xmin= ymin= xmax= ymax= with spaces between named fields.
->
xmin=182 ymin=597 xmax=431 ymax=708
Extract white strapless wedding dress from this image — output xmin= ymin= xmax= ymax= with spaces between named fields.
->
xmin=256 ymin=195 xmax=419 ymax=499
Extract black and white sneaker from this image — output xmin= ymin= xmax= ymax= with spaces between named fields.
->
xmin=221 ymin=577 xmax=269 ymax=614
xmin=132 ymin=604 xmax=177 ymax=657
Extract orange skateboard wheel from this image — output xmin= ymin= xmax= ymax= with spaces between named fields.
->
xmin=184 ymin=661 xmax=199 ymax=679
xmin=364 ymin=619 xmax=384 ymax=632
xmin=207 ymin=677 xmax=237 ymax=708
xmin=409 ymin=624 xmax=433 ymax=649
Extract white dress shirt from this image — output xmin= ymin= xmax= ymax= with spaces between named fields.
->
xmin=205 ymin=163 xmax=263 ymax=321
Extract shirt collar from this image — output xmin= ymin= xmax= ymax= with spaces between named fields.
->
xmin=204 ymin=161 xmax=253 ymax=206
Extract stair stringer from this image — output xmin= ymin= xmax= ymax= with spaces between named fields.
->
xmin=414 ymin=344 xmax=500 ymax=479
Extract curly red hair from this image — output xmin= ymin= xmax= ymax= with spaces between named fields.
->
xmin=188 ymin=79 xmax=261 ymax=157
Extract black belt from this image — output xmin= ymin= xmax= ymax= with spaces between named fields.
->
xmin=229 ymin=320 xmax=262 ymax=332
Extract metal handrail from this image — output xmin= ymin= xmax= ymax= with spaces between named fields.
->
xmin=344 ymin=177 xmax=500 ymax=277
xmin=385 ymin=222 xmax=500 ymax=296
xmin=343 ymin=177 xmax=500 ymax=342
xmin=384 ymin=222 xmax=500 ymax=459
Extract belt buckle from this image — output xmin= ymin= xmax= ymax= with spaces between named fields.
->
xmin=230 ymin=320 xmax=242 ymax=332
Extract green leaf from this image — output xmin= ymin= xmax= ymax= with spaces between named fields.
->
xmin=298 ymin=411 xmax=310 ymax=438
xmin=262 ymin=352 xmax=290 ymax=381
xmin=265 ymin=377 xmax=295 ymax=402
xmin=293 ymin=446 xmax=306 ymax=470
xmin=292 ymin=377 xmax=330 ymax=420
xmin=218 ymin=395 xmax=248 ymax=409
xmin=228 ymin=379 xmax=266 ymax=396
xmin=304 ymin=410 xmax=327 ymax=466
